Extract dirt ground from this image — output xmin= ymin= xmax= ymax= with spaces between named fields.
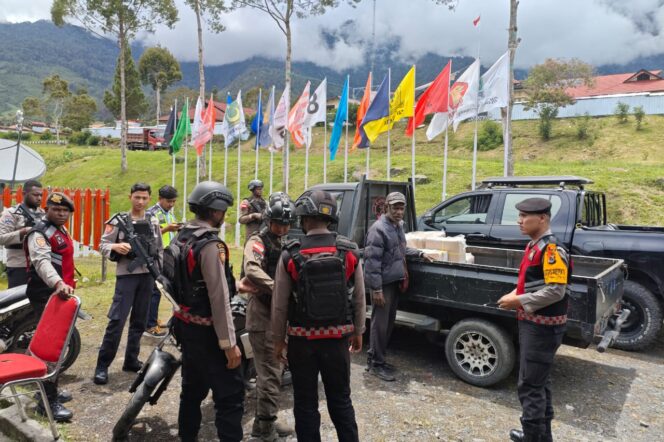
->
xmin=51 ymin=303 xmax=664 ymax=442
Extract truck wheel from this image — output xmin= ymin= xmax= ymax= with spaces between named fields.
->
xmin=444 ymin=319 xmax=515 ymax=388
xmin=612 ymin=281 xmax=662 ymax=351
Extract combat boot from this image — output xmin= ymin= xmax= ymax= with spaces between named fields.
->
xmin=509 ymin=429 xmax=542 ymax=442
xmin=251 ymin=417 xmax=279 ymax=442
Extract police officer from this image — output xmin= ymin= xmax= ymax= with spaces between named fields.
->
xmin=272 ymin=190 xmax=366 ymax=442
xmin=239 ymin=192 xmax=295 ymax=441
xmin=239 ymin=179 xmax=266 ymax=237
xmin=145 ymin=185 xmax=181 ymax=337
xmin=498 ymin=198 xmax=570 ymax=442
xmin=24 ymin=192 xmax=76 ymax=421
xmin=174 ymin=181 xmax=244 ymax=442
xmin=94 ymin=183 xmax=162 ymax=385
xmin=0 ymin=179 xmax=45 ymax=287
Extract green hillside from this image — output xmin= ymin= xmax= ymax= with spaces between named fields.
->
xmin=27 ymin=115 xmax=664 ymax=247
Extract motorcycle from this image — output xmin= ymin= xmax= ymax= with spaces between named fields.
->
xmin=0 ymin=284 xmax=88 ymax=373
xmin=112 ymin=295 xmax=254 ymax=441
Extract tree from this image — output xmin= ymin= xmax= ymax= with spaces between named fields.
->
xmin=21 ymin=97 xmax=44 ymax=123
xmin=433 ymin=0 xmax=519 ymax=175
xmin=233 ymin=0 xmax=358 ymax=184
xmin=104 ymin=44 xmax=148 ymax=120
xmin=524 ymin=58 xmax=594 ymax=140
xmin=42 ymin=74 xmax=70 ymax=143
xmin=614 ymin=102 xmax=630 ymax=124
xmin=633 ymin=106 xmax=645 ymax=130
xmin=63 ymin=89 xmax=97 ymax=131
xmin=138 ymin=46 xmax=182 ymax=123
xmin=52 ymin=0 xmax=178 ymax=172
xmin=162 ymin=87 xmax=200 ymax=113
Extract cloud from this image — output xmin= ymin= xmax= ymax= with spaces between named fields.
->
xmin=5 ymin=0 xmax=664 ymax=72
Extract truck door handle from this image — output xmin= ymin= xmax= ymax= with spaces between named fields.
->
xmin=466 ymin=233 xmax=488 ymax=239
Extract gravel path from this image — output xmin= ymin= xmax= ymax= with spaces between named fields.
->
xmin=55 ymin=316 xmax=664 ymax=442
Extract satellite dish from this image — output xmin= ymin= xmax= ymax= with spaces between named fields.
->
xmin=0 ymin=138 xmax=47 ymax=186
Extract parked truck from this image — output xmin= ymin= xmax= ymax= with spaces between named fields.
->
xmin=289 ymin=177 xmax=627 ymax=387
xmin=126 ymin=128 xmax=165 ymax=151
xmin=417 ymin=176 xmax=663 ymax=351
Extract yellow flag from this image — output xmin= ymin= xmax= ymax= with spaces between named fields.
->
xmin=362 ymin=66 xmax=415 ymax=142
xmin=390 ymin=65 xmax=415 ymax=123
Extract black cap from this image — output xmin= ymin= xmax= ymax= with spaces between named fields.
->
xmin=46 ymin=192 xmax=75 ymax=211
xmin=515 ymin=197 xmax=551 ymax=214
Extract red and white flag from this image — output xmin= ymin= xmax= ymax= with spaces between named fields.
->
xmin=473 ymin=15 xmax=481 ymax=27
xmin=192 ymin=94 xmax=216 ymax=155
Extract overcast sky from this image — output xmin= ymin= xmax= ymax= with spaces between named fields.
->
xmin=3 ymin=0 xmax=664 ymax=70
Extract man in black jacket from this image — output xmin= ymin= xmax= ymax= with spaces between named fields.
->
xmin=364 ymin=192 xmax=434 ymax=381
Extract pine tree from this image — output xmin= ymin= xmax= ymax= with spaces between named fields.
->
xmin=104 ymin=44 xmax=148 ymax=120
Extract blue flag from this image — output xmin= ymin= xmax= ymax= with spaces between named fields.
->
xmin=329 ymin=77 xmax=349 ymax=160
xmin=251 ymin=92 xmax=263 ymax=149
xmin=360 ymin=74 xmax=389 ymax=147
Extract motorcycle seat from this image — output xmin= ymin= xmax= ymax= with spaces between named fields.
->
xmin=0 ymin=284 xmax=28 ymax=310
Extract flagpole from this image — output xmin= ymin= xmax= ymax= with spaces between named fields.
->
xmin=344 ymin=75 xmax=350 ymax=183
xmin=236 ymin=116 xmax=242 ymax=248
xmin=442 ymin=126 xmax=449 ymax=200
xmin=411 ymin=66 xmax=417 ymax=196
xmin=387 ymin=68 xmax=391 ymax=180
xmin=224 ymin=142 xmax=229 ymax=186
xmin=209 ymin=93 xmax=214 ymax=179
xmin=182 ymin=98 xmax=189 ymax=222
xmin=323 ymin=112 xmax=328 ymax=183
xmin=285 ymin=133 xmax=290 ymax=194
xmin=172 ymin=99 xmax=177 ymax=187
xmin=269 ymin=86 xmax=275 ymax=194
xmin=255 ymin=88 xmax=261 ymax=180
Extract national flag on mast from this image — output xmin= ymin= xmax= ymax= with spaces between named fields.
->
xmin=288 ymin=81 xmax=311 ymax=148
xmin=473 ymin=15 xmax=481 ymax=26
xmin=352 ymin=72 xmax=372 ymax=150
xmin=169 ymin=99 xmax=190 ymax=154
xmin=406 ymin=61 xmax=451 ymax=136
xmin=270 ymin=85 xmax=290 ymax=152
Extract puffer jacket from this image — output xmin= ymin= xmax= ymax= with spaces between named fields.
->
xmin=364 ymin=215 xmax=421 ymax=291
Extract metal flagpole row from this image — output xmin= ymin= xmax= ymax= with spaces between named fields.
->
xmin=344 ymin=74 xmax=350 ymax=183
xmin=386 ymin=68 xmax=392 ymax=180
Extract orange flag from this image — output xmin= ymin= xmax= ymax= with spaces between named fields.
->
xmin=352 ymin=72 xmax=372 ymax=150
xmin=194 ymin=95 xmax=216 ymax=155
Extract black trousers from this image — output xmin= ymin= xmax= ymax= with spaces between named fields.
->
xmin=26 ymin=292 xmax=58 ymax=402
xmin=367 ymin=282 xmax=399 ymax=367
xmin=517 ymin=320 xmax=566 ymax=437
xmin=176 ymin=320 xmax=244 ymax=442
xmin=288 ymin=336 xmax=359 ymax=442
xmin=96 ymin=274 xmax=153 ymax=369
xmin=7 ymin=266 xmax=28 ymax=289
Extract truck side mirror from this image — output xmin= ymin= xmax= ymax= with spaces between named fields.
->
xmin=422 ymin=213 xmax=433 ymax=226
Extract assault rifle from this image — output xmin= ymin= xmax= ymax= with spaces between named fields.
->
xmin=15 ymin=203 xmax=42 ymax=227
xmin=109 ymin=213 xmax=180 ymax=312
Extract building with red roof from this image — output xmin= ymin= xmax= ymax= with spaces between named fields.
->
xmin=566 ymin=69 xmax=664 ymax=98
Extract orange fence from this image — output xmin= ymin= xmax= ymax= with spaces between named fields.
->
xmin=1 ymin=186 xmax=111 ymax=251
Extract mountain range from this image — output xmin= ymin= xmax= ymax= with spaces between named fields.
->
xmin=1 ymin=20 xmax=663 ymax=120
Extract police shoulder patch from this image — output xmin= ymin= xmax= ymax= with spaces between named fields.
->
xmin=104 ymin=224 xmax=114 ymax=234
xmin=543 ymin=243 xmax=567 ymax=284
xmin=35 ymin=236 xmax=47 ymax=248
xmin=217 ymin=242 xmax=227 ymax=263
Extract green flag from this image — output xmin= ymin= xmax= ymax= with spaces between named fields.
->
xmin=169 ymin=99 xmax=191 ymax=154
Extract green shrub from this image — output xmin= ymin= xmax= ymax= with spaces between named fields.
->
xmin=88 ymin=135 xmax=101 ymax=146
xmin=633 ymin=106 xmax=645 ymax=130
xmin=614 ymin=102 xmax=629 ymax=124
xmin=70 ymin=130 xmax=93 ymax=145
xmin=574 ymin=113 xmax=595 ymax=146
xmin=477 ymin=120 xmax=503 ymax=151
xmin=538 ymin=105 xmax=558 ymax=140
xmin=40 ymin=130 xmax=53 ymax=141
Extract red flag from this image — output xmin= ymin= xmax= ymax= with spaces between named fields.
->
xmin=405 ymin=61 xmax=451 ymax=136
xmin=352 ymin=72 xmax=372 ymax=150
xmin=194 ymin=95 xmax=216 ymax=155
xmin=473 ymin=15 xmax=481 ymax=26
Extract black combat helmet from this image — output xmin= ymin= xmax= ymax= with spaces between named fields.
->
xmin=188 ymin=181 xmax=234 ymax=211
xmin=294 ymin=190 xmax=338 ymax=222
xmin=265 ymin=192 xmax=296 ymax=225
xmin=248 ymin=179 xmax=264 ymax=191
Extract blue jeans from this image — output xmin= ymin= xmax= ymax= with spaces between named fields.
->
xmin=146 ymin=284 xmax=160 ymax=329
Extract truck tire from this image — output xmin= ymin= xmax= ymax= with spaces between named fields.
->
xmin=612 ymin=281 xmax=662 ymax=351
xmin=444 ymin=319 xmax=515 ymax=388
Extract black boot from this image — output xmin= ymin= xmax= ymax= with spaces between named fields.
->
xmin=35 ymin=400 xmax=73 ymax=422
xmin=509 ymin=429 xmax=542 ymax=442
xmin=543 ymin=420 xmax=553 ymax=442
xmin=93 ymin=366 xmax=108 ymax=385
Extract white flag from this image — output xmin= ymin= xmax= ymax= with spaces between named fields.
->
xmin=189 ymin=96 xmax=204 ymax=146
xmin=478 ymin=51 xmax=510 ymax=114
xmin=224 ymin=91 xmax=249 ymax=147
xmin=451 ymin=58 xmax=481 ymax=132
xmin=426 ymin=59 xmax=481 ymax=139
xmin=270 ymin=85 xmax=290 ymax=152
xmin=304 ymin=78 xmax=327 ymax=126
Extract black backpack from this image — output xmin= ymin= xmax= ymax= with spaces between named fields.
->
xmin=286 ymin=236 xmax=355 ymax=327
xmin=160 ymin=227 xmax=237 ymax=305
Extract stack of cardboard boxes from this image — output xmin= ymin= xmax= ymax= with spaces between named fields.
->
xmin=406 ymin=231 xmax=474 ymax=264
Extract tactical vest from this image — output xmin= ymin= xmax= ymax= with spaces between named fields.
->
xmin=516 ymin=234 xmax=570 ymax=325
xmin=108 ymin=212 xmax=159 ymax=263
xmin=25 ymin=220 xmax=75 ymax=299
xmin=6 ymin=204 xmax=44 ymax=250
xmin=240 ymin=227 xmax=282 ymax=279
xmin=283 ymin=233 xmax=358 ymax=337
xmin=173 ymin=227 xmax=236 ymax=319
